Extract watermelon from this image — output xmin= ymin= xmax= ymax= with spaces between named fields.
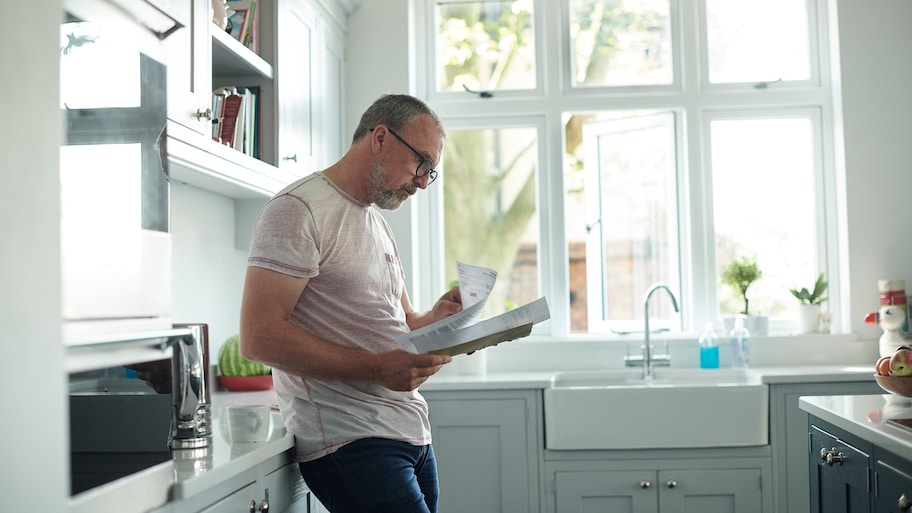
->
xmin=218 ymin=334 xmax=271 ymax=376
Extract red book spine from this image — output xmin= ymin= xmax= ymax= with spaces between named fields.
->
xmin=219 ymin=94 xmax=243 ymax=146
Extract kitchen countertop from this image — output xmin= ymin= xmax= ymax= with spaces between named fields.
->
xmin=419 ymin=364 xmax=877 ymax=391
xmin=68 ymin=389 xmax=290 ymax=513
xmin=799 ymin=393 xmax=912 ymax=458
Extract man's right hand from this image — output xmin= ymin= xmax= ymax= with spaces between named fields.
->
xmin=371 ymin=350 xmax=452 ymax=391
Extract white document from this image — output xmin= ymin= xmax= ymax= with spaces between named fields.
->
xmin=396 ymin=262 xmax=551 ymax=355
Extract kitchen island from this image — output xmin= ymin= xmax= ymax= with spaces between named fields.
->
xmin=800 ymin=393 xmax=912 ymax=513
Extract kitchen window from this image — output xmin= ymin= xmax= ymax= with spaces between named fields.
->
xmin=412 ymin=0 xmax=839 ymax=337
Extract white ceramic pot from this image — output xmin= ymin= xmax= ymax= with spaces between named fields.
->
xmin=798 ymin=304 xmax=822 ymax=334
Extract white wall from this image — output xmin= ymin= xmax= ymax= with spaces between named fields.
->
xmin=834 ymin=0 xmax=912 ymax=341
xmin=171 ymin=183 xmax=250 ymax=351
xmin=1 ymin=3 xmax=68 ymax=510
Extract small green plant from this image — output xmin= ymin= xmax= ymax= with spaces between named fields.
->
xmin=790 ymin=273 xmax=828 ymax=305
xmin=722 ymin=257 xmax=763 ymax=315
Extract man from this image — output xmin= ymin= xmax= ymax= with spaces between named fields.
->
xmin=239 ymin=94 xmax=460 ymax=513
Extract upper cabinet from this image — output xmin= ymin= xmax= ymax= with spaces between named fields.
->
xmin=163 ymin=0 xmax=355 ymax=199
xmin=165 ymin=0 xmax=213 ymax=137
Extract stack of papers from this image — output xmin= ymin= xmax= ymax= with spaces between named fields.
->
xmin=396 ymin=263 xmax=550 ymax=356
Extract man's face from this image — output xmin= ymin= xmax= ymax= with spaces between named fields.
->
xmin=369 ymin=160 xmax=416 ymax=210
xmin=369 ymin=121 xmax=442 ymax=210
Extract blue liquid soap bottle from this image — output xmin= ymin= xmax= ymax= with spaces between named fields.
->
xmin=730 ymin=316 xmax=751 ymax=368
xmin=699 ymin=322 xmax=720 ymax=369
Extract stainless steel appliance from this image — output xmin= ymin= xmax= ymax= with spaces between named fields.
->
xmin=60 ymin=0 xmax=181 ymax=343
xmin=69 ymin=323 xmax=212 ymax=496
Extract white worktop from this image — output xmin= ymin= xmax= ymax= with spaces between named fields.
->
xmin=68 ymin=389 xmax=290 ymax=513
xmin=419 ymin=364 xmax=877 ymax=391
xmin=799 ymin=393 xmax=912 ymax=458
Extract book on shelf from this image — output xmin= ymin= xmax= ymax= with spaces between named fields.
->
xmin=226 ymin=0 xmax=259 ymax=53
xmin=212 ymin=86 xmax=260 ymax=159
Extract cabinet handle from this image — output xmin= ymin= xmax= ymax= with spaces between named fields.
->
xmin=899 ymin=493 xmax=911 ymax=512
xmin=283 ymin=154 xmax=298 ymax=162
xmin=823 ymin=447 xmax=845 ymax=466
xmin=639 ymin=480 xmax=651 ymax=489
xmin=195 ymin=108 xmax=212 ymax=121
xmin=666 ymin=480 xmax=678 ymax=488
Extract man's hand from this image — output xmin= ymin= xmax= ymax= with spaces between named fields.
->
xmin=426 ymin=286 xmax=463 ymax=324
xmin=371 ymin=350 xmax=452 ymax=391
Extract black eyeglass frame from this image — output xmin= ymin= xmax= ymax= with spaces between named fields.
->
xmin=373 ymin=127 xmax=439 ymax=184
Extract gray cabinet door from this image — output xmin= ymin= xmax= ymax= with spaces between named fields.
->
xmin=426 ymin=391 xmax=540 ymax=513
xmin=875 ymin=455 xmax=912 ymax=513
xmin=808 ymin=423 xmax=872 ymax=513
xmin=770 ymin=380 xmax=880 ymax=513
xmin=554 ymin=469 xmax=659 ymax=513
xmin=660 ymin=468 xmax=762 ymax=513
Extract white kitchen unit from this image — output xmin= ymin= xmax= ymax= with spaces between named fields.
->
xmin=165 ymin=0 xmax=213 ymax=138
xmin=767 ymin=379 xmax=883 ymax=513
xmin=163 ymin=0 xmax=353 ymax=200
xmin=546 ymin=455 xmax=770 ymax=513
xmin=423 ymin=390 xmax=544 ymax=513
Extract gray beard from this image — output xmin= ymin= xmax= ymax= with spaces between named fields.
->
xmin=369 ymin=162 xmax=416 ymax=210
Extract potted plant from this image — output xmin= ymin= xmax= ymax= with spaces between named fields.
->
xmin=790 ymin=273 xmax=828 ymax=333
xmin=721 ymin=257 xmax=768 ymax=335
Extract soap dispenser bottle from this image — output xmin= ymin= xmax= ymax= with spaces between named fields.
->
xmin=699 ymin=322 xmax=720 ymax=369
xmin=730 ymin=316 xmax=751 ymax=368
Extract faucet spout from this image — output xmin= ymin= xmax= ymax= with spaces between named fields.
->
xmin=640 ymin=284 xmax=679 ymax=379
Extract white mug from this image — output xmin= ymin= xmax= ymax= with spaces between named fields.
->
xmin=226 ymin=405 xmax=272 ymax=443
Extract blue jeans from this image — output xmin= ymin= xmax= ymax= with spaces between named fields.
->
xmin=298 ymin=438 xmax=439 ymax=513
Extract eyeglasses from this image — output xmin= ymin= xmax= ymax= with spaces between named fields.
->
xmin=379 ymin=127 xmax=439 ymax=184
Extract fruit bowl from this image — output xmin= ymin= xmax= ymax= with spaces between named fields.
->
xmin=874 ymin=374 xmax=912 ymax=398
xmin=218 ymin=374 xmax=274 ymax=392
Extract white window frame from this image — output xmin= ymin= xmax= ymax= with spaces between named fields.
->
xmin=410 ymin=0 xmax=843 ymax=338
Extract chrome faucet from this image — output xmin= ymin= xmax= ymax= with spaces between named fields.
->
xmin=624 ymin=284 xmax=679 ymax=379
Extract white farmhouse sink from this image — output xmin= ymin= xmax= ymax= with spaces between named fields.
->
xmin=544 ymin=368 xmax=768 ymax=450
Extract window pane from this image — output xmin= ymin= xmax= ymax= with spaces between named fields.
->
xmin=442 ymin=127 xmax=539 ymax=318
xmin=705 ymin=0 xmax=811 ymax=83
xmin=569 ymin=0 xmax=673 ymax=87
xmin=436 ymin=1 xmax=536 ymax=92
xmin=711 ymin=118 xmax=818 ymax=319
xmin=568 ymin=112 xmax=680 ymax=333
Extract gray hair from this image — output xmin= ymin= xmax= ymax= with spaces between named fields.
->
xmin=352 ymin=94 xmax=445 ymax=143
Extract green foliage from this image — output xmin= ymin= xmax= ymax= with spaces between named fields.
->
xmin=721 ymin=257 xmax=762 ymax=315
xmin=789 ymin=273 xmax=828 ymax=305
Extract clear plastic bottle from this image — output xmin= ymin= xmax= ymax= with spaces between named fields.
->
xmin=730 ymin=316 xmax=751 ymax=368
xmin=699 ymin=322 xmax=720 ymax=369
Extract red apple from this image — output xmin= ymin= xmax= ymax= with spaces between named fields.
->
xmin=890 ymin=348 xmax=912 ymax=376
xmin=876 ymin=356 xmax=893 ymax=376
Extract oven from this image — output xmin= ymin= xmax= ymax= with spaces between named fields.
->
xmin=60 ymin=0 xmax=182 ymax=343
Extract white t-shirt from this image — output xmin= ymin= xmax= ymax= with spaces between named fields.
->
xmin=247 ymin=172 xmax=431 ymax=462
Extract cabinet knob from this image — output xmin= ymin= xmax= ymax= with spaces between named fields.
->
xmin=666 ymin=479 xmax=678 ymax=488
xmin=258 ymin=499 xmax=269 ymax=512
xmin=283 ymin=154 xmax=298 ymax=162
xmin=195 ymin=108 xmax=212 ymax=121
xmin=639 ymin=480 xmax=651 ymax=489
xmin=249 ymin=499 xmax=256 ymax=513
xmin=825 ymin=448 xmax=845 ymax=466
xmin=899 ymin=493 xmax=911 ymax=512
